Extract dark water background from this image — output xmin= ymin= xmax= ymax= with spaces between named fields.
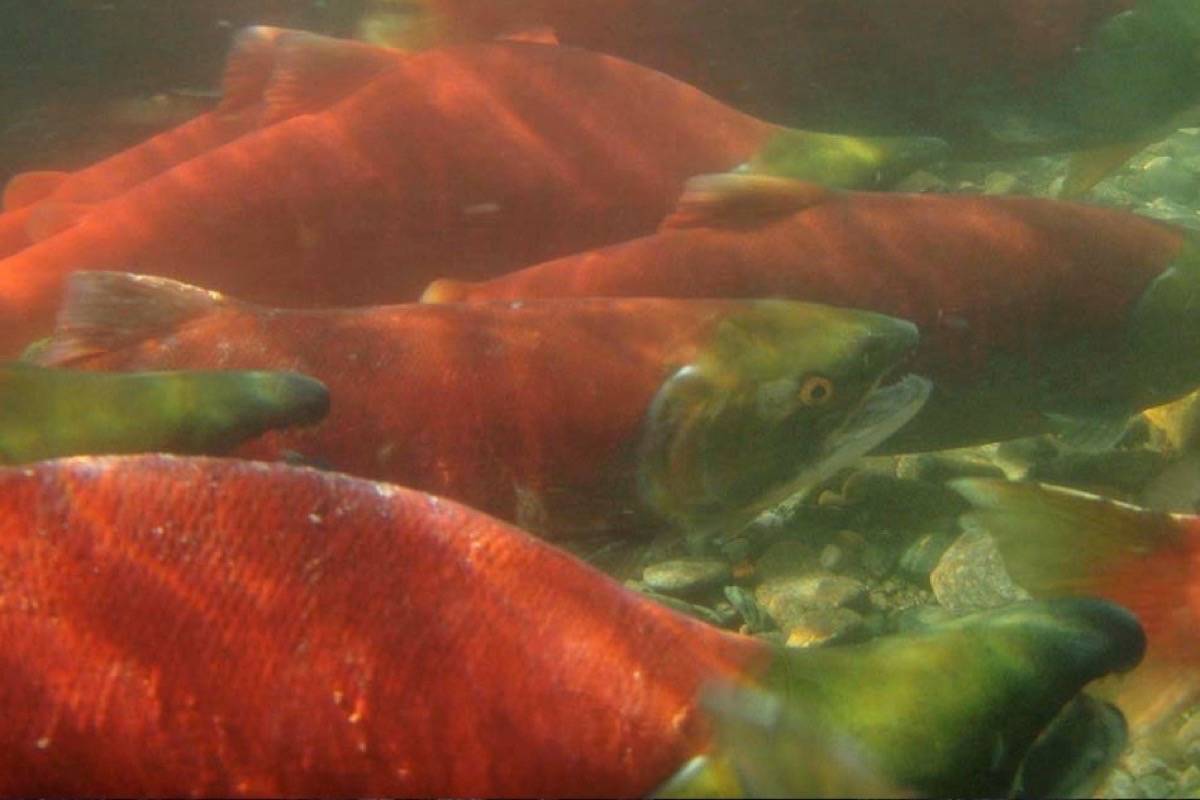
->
xmin=0 ymin=1 xmax=369 ymax=179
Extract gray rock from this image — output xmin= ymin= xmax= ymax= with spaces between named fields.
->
xmin=756 ymin=572 xmax=868 ymax=631
xmin=899 ymin=532 xmax=956 ymax=580
xmin=637 ymin=589 xmax=727 ymax=628
xmin=818 ymin=543 xmax=844 ymax=571
xmin=783 ymin=607 xmax=865 ymax=648
xmin=929 ymin=531 xmax=1031 ymax=612
xmin=642 ymin=558 xmax=731 ymax=596
xmin=754 ymin=540 xmax=816 ymax=580
xmin=1138 ymin=156 xmax=1196 ymax=201
xmin=724 ymin=585 xmax=772 ymax=634
xmin=893 ymin=170 xmax=948 ymax=194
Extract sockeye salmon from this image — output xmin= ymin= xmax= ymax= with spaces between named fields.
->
xmin=0 ymin=37 xmax=942 ymax=357
xmin=425 ymin=174 xmax=1199 ymax=452
xmin=0 ymin=454 xmax=1145 ymax=796
xmin=34 ymin=272 xmax=928 ymax=540
xmin=0 ymin=27 xmax=406 ymax=260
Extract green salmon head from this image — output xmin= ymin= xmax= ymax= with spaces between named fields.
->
xmin=745 ymin=129 xmax=949 ymax=190
xmin=164 ymin=369 xmax=331 ymax=452
xmin=751 ymin=598 xmax=1144 ymax=797
xmin=638 ymin=301 xmax=929 ymax=534
xmin=0 ymin=365 xmax=330 ymax=465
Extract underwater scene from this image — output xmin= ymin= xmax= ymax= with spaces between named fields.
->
xmin=4 ymin=0 xmax=1200 ymax=796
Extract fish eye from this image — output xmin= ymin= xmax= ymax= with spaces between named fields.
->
xmin=798 ymin=375 xmax=834 ymax=406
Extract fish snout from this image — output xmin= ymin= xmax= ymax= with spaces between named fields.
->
xmin=856 ymin=315 xmax=920 ymax=376
xmin=252 ymin=371 xmax=331 ymax=427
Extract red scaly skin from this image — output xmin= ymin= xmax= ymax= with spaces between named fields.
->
xmin=0 ymin=41 xmax=774 ymax=356
xmin=51 ymin=298 xmax=752 ymax=539
xmin=433 ymin=191 xmax=1185 ymax=382
xmin=0 ymin=455 xmax=768 ymax=797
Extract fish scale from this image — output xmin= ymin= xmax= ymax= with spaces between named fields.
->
xmin=0 ymin=455 xmax=766 ymax=796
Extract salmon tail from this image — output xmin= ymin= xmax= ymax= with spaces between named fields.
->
xmin=420 ymin=278 xmax=473 ymax=303
xmin=950 ymin=478 xmax=1196 ymax=659
xmin=34 ymin=271 xmax=230 ymax=366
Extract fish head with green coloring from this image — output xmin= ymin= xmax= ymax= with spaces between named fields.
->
xmin=656 ymin=598 xmax=1144 ymax=798
xmin=0 ymin=363 xmax=330 ymax=464
xmin=744 ymin=128 xmax=949 ymax=190
xmin=638 ymin=300 xmax=929 ymax=535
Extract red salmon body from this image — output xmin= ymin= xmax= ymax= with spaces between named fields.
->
xmin=432 ymin=187 xmax=1181 ymax=373
xmin=38 ymin=275 xmax=923 ymax=540
xmin=0 ymin=40 xmax=775 ymax=356
xmin=0 ymin=455 xmax=766 ymax=796
xmin=42 ymin=287 xmax=736 ymax=537
xmin=427 ymin=180 xmax=1191 ymax=449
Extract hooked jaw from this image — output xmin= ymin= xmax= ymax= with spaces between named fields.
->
xmin=637 ymin=303 xmax=928 ymax=535
xmin=169 ymin=369 xmax=331 ymax=453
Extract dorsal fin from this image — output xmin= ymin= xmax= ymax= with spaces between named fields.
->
xmin=219 ymin=26 xmax=402 ymax=124
xmin=219 ymin=25 xmax=288 ymax=112
xmin=25 ymin=201 xmax=92 ymax=242
xmin=420 ymin=277 xmax=473 ymax=303
xmin=497 ymin=26 xmax=560 ymax=45
xmin=36 ymin=272 xmax=231 ymax=366
xmin=660 ymin=174 xmax=834 ymax=231
xmin=3 ymin=170 xmax=68 ymax=211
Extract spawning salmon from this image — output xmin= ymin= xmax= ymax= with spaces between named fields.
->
xmin=425 ymin=174 xmax=1197 ymax=452
xmin=0 ymin=27 xmax=406 ymax=260
xmin=0 ymin=454 xmax=1145 ymax=796
xmin=0 ymin=37 xmax=943 ymax=356
xmin=33 ymin=272 xmax=928 ymax=540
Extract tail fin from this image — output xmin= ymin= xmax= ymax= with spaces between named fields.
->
xmin=35 ymin=271 xmax=231 ymax=366
xmin=950 ymin=479 xmax=1195 ymax=656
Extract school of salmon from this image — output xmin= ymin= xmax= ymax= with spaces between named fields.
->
xmin=3 ymin=2 xmax=1200 ymax=796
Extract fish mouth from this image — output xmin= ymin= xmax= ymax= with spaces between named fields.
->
xmin=709 ymin=372 xmax=931 ymax=531
xmin=788 ymin=373 xmax=932 ymax=498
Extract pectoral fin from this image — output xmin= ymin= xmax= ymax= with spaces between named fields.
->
xmin=1061 ymin=141 xmax=1152 ymax=198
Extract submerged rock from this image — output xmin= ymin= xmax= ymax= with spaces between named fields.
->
xmin=930 ymin=531 xmax=1030 ymax=612
xmin=641 ymin=558 xmax=731 ymax=596
xmin=783 ymin=608 xmax=866 ymax=648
